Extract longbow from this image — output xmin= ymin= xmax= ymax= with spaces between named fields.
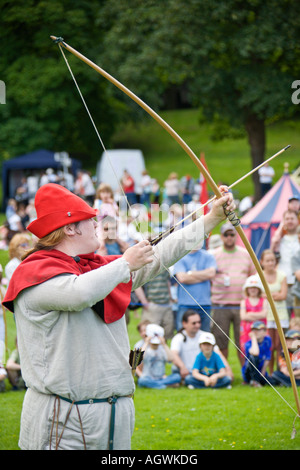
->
xmin=50 ymin=36 xmax=300 ymax=426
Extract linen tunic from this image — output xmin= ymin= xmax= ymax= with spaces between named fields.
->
xmin=15 ymin=216 xmax=205 ymax=450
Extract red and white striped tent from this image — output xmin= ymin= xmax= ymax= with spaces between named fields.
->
xmin=238 ymin=167 xmax=300 ymax=258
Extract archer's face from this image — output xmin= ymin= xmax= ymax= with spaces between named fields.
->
xmin=76 ymin=218 xmax=100 ymax=254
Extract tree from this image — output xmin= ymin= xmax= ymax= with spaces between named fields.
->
xmin=96 ymin=0 xmax=300 ymax=200
xmin=0 ymin=0 xmax=126 ymax=167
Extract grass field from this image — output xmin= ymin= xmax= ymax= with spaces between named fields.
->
xmin=1 ymin=110 xmax=300 ymax=450
xmin=112 ymin=109 xmax=300 ymax=201
xmin=1 ymin=305 xmax=300 ymax=451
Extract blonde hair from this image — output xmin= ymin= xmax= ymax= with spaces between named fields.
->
xmin=96 ymin=183 xmax=114 ymax=199
xmin=8 ymin=234 xmax=30 ymax=260
xmin=260 ymin=249 xmax=276 ymax=263
xmin=290 ymin=317 xmax=300 ymax=331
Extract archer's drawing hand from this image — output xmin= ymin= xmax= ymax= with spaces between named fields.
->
xmin=213 ymin=185 xmax=236 ymax=219
xmin=122 ymin=240 xmax=154 ymax=272
xmin=203 ymin=186 xmax=236 ymax=234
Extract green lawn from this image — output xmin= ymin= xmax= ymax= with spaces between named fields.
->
xmin=1 ymin=111 xmax=300 ymax=450
xmin=112 ymin=110 xmax=300 ymax=201
xmin=1 ymin=305 xmax=300 ymax=450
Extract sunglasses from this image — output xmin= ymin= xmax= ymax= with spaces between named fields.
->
xmin=223 ymin=232 xmax=235 ymax=237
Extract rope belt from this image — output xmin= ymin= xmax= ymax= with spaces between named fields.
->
xmin=50 ymin=394 xmax=131 ymax=450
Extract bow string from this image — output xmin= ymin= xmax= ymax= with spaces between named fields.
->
xmin=50 ymin=36 xmax=300 ymax=432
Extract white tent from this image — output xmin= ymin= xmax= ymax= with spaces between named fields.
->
xmin=96 ymin=149 xmax=145 ymax=194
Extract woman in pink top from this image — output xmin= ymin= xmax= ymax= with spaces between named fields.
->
xmin=240 ymin=275 xmax=267 ymax=354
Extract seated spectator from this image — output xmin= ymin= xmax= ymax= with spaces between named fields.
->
xmin=5 ymin=198 xmax=17 ymax=220
xmin=134 ymin=319 xmax=151 ymax=350
xmin=270 ymin=329 xmax=300 ymax=387
xmin=170 ymin=310 xmax=233 ymax=383
xmin=0 ymin=223 xmax=10 ymax=249
xmin=25 ymin=198 xmax=37 ymax=225
xmin=137 ymin=324 xmax=181 ymax=389
xmin=5 ymin=234 xmax=31 ymax=283
xmin=15 ymin=177 xmax=29 ymax=206
xmin=6 ymin=199 xmax=24 ymax=234
xmin=185 ymin=332 xmax=232 ymax=389
xmin=96 ymin=216 xmax=129 ymax=256
xmin=17 ymin=202 xmax=30 ymax=230
xmin=118 ymin=214 xmax=144 ymax=246
xmin=170 ymin=310 xmax=204 ymax=382
xmin=240 ymin=275 xmax=267 ymax=354
xmin=289 ymin=317 xmax=300 ymax=332
xmin=241 ymin=321 xmax=272 ymax=387
xmin=6 ymin=338 xmax=26 ymax=390
xmin=93 ymin=183 xmax=119 ymax=219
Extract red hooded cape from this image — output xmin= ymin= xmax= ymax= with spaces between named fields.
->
xmin=2 ymin=249 xmax=132 ymax=324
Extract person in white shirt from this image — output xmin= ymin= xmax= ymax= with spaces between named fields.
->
xmin=271 ymin=209 xmax=299 ymax=317
xmin=258 ymin=163 xmax=275 ymax=196
xmin=170 ymin=310 xmax=233 ymax=383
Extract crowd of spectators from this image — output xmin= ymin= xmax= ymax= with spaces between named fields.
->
xmin=0 ymin=164 xmax=300 ymax=393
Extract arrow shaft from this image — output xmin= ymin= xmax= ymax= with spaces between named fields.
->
xmin=51 ymin=36 xmax=300 ymax=416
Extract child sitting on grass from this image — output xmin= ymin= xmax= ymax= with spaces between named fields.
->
xmin=185 ymin=332 xmax=232 ymax=389
xmin=270 ymin=329 xmax=300 ymax=387
xmin=241 ymin=321 xmax=272 ymax=387
xmin=137 ymin=324 xmax=181 ymax=389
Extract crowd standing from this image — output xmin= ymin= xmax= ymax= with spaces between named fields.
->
xmin=0 ymin=163 xmax=300 ymax=402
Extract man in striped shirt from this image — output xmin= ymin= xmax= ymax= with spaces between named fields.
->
xmin=211 ymin=223 xmax=256 ymax=365
xmin=141 ymin=269 xmax=174 ymax=339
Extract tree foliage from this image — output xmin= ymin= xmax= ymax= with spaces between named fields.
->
xmin=1 ymin=0 xmax=300 ymax=190
xmin=0 ymin=0 xmax=126 ymax=165
xmin=96 ymin=0 xmax=300 ymax=198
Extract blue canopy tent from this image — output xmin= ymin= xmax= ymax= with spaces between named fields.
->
xmin=2 ymin=149 xmax=81 ymax=209
xmin=239 ymin=168 xmax=300 ymax=259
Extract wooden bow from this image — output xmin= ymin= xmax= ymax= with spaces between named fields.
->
xmin=51 ymin=36 xmax=300 ymax=421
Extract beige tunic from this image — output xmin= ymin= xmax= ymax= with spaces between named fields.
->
xmin=15 ymin=217 xmax=205 ymax=450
